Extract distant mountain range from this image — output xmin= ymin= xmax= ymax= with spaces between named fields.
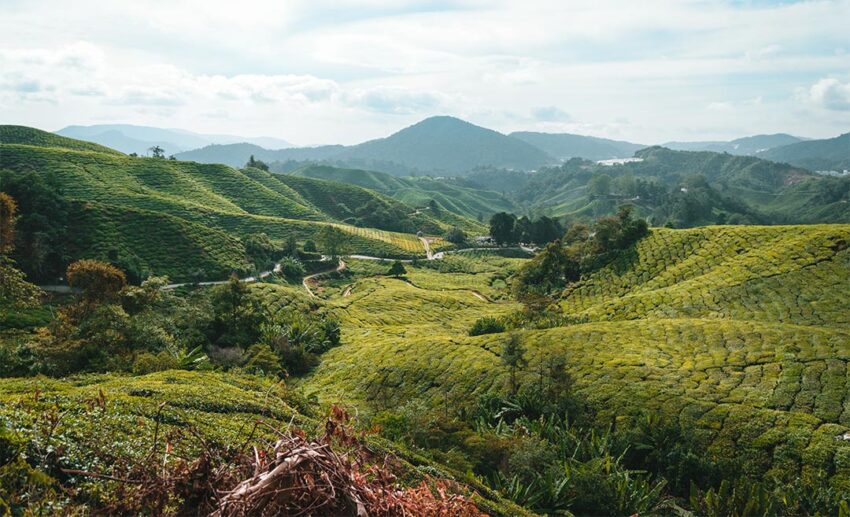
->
xmin=56 ymin=124 xmax=293 ymax=156
xmin=509 ymin=131 xmax=646 ymax=161
xmin=757 ymin=132 xmax=850 ymax=172
xmin=178 ymin=116 xmax=556 ymax=175
xmin=55 ymin=118 xmax=849 ymax=180
xmin=662 ymin=134 xmax=805 ymax=155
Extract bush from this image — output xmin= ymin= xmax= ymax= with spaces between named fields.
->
xmin=278 ymin=257 xmax=305 ymax=279
xmin=469 ymin=316 xmax=506 ymax=336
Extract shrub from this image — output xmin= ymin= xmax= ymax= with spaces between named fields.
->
xmin=278 ymin=257 xmax=305 ymax=279
xmin=469 ymin=316 xmax=505 ymax=336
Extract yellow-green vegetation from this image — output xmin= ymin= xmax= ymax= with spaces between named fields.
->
xmin=0 ymin=127 xmax=473 ymax=281
xmin=301 ymin=224 xmax=850 ymax=489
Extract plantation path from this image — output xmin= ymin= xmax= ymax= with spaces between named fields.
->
xmin=303 ymin=258 xmax=346 ymax=298
xmin=41 ymin=243 xmax=530 ymax=295
xmin=342 ymin=284 xmax=354 ymax=297
xmin=419 ymin=236 xmax=434 ymax=260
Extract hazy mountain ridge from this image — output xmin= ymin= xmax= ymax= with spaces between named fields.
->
xmin=758 ymin=132 xmax=850 ymax=172
xmin=57 ymin=124 xmax=293 ymax=156
xmin=509 ymin=131 xmax=646 ymax=161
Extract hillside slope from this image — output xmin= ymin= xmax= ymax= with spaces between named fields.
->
xmin=337 ymin=116 xmax=553 ymax=174
xmin=303 ymin=225 xmax=850 ymax=487
xmin=290 ymin=164 xmax=519 ymax=221
xmin=509 ymin=131 xmax=646 ymax=161
xmin=1 ymin=125 xmax=124 ymax=155
xmin=0 ymin=126 xmax=458 ymax=281
xmin=664 ymin=134 xmax=805 ymax=155
xmin=759 ymin=132 xmax=850 ymax=171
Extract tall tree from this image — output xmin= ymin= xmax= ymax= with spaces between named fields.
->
xmin=501 ymin=333 xmax=527 ymax=395
xmin=318 ymin=226 xmax=348 ymax=258
xmin=387 ymin=260 xmax=407 ymax=278
xmin=0 ymin=192 xmax=16 ymax=254
xmin=489 ymin=212 xmax=517 ymax=245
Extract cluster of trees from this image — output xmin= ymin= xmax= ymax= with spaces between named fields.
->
xmin=0 ymin=171 xmax=70 ymax=283
xmin=245 ymin=155 xmax=270 ymax=171
xmin=489 ymin=212 xmax=564 ymax=246
xmin=3 ymin=256 xmax=340 ymax=378
xmin=512 ymin=205 xmax=649 ymax=299
xmin=0 ymin=192 xmax=43 ymax=310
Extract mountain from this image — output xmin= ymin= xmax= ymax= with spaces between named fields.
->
xmin=517 ymin=147 xmax=830 ymax=226
xmin=0 ymin=126 xmax=475 ymax=282
xmin=663 ymin=133 xmax=805 ymax=155
xmin=178 ymin=116 xmax=554 ymax=176
xmin=758 ymin=132 xmax=850 ymax=172
xmin=509 ymin=131 xmax=646 ymax=161
xmin=290 ymin=164 xmax=521 ymax=220
xmin=334 ymin=116 xmax=553 ymax=174
xmin=176 ymin=143 xmax=345 ymax=168
xmin=56 ymin=124 xmax=293 ymax=156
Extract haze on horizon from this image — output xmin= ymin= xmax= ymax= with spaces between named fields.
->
xmin=2 ymin=0 xmax=849 ymax=146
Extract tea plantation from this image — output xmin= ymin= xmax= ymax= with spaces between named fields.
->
xmin=301 ymin=225 xmax=850 ymax=487
xmin=0 ymin=127 xmax=473 ymax=280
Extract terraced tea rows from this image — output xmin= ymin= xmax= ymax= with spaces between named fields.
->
xmin=0 ymin=129 xmax=466 ymax=280
xmin=302 ymin=225 xmax=850 ymax=486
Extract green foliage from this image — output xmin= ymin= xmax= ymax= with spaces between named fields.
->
xmin=469 ymin=316 xmax=505 ymax=336
xmin=278 ymin=256 xmax=305 ymax=279
xmin=387 ymin=260 xmax=407 ymax=278
xmin=443 ymin=226 xmax=467 ymax=245
xmin=489 ymin=212 xmax=516 ymax=245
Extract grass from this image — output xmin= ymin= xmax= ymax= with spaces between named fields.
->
xmin=299 ymin=224 xmax=850 ymax=488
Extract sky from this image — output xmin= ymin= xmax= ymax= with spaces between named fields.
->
xmin=1 ymin=0 xmax=849 ymax=146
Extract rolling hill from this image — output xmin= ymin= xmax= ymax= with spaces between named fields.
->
xmin=290 ymin=164 xmax=521 ymax=220
xmin=334 ymin=116 xmax=553 ymax=174
xmin=302 ymin=224 xmax=850 ymax=491
xmin=57 ymin=124 xmax=293 ymax=156
xmin=0 ymin=126 xmax=476 ymax=282
xmin=517 ymin=146 xmax=827 ymax=225
xmin=663 ymin=133 xmax=805 ymax=155
xmin=509 ymin=131 xmax=646 ymax=161
xmin=177 ymin=116 xmax=555 ymax=176
xmin=758 ymin=132 xmax=850 ymax=172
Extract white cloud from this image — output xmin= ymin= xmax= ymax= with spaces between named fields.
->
xmin=800 ymin=76 xmax=850 ymax=111
xmin=1 ymin=1 xmax=850 ymax=143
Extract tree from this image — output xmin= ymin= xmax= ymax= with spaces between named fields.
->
xmin=148 ymin=145 xmax=165 ymax=159
xmin=0 ymin=192 xmax=16 ymax=254
xmin=67 ymin=259 xmax=127 ymax=303
xmin=1 ymin=170 xmax=71 ymax=282
xmin=501 ymin=333 xmax=527 ymax=395
xmin=303 ymin=240 xmax=317 ymax=253
xmin=444 ymin=227 xmax=467 ymax=246
xmin=246 ymin=155 xmax=269 ymax=171
xmin=587 ymin=173 xmax=612 ymax=197
xmin=0 ymin=256 xmax=42 ymax=308
xmin=387 ymin=260 xmax=407 ymax=278
xmin=489 ymin=212 xmax=517 ymax=246
xmin=283 ymin=235 xmax=298 ymax=257
xmin=318 ymin=226 xmax=348 ymax=258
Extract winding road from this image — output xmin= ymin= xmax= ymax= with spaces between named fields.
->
xmin=41 ymin=240 xmax=533 ymax=298
xmin=302 ymin=258 xmax=346 ymax=298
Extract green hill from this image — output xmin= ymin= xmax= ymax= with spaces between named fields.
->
xmin=0 ymin=126 xmax=465 ymax=282
xmin=303 ymin=224 xmax=850 ymax=489
xmin=290 ymin=164 xmax=520 ymax=221
xmin=664 ymin=133 xmax=805 ymax=155
xmin=759 ymin=132 xmax=850 ymax=172
xmin=0 ymin=125 xmax=124 ymax=155
xmin=509 ymin=131 xmax=646 ymax=160
xmin=517 ymin=147 xmax=835 ymax=226
xmin=336 ymin=116 xmax=554 ymax=174
xmin=175 ymin=117 xmax=556 ymax=177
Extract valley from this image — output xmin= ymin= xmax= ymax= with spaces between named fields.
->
xmin=2 ymin=124 xmax=850 ymax=515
